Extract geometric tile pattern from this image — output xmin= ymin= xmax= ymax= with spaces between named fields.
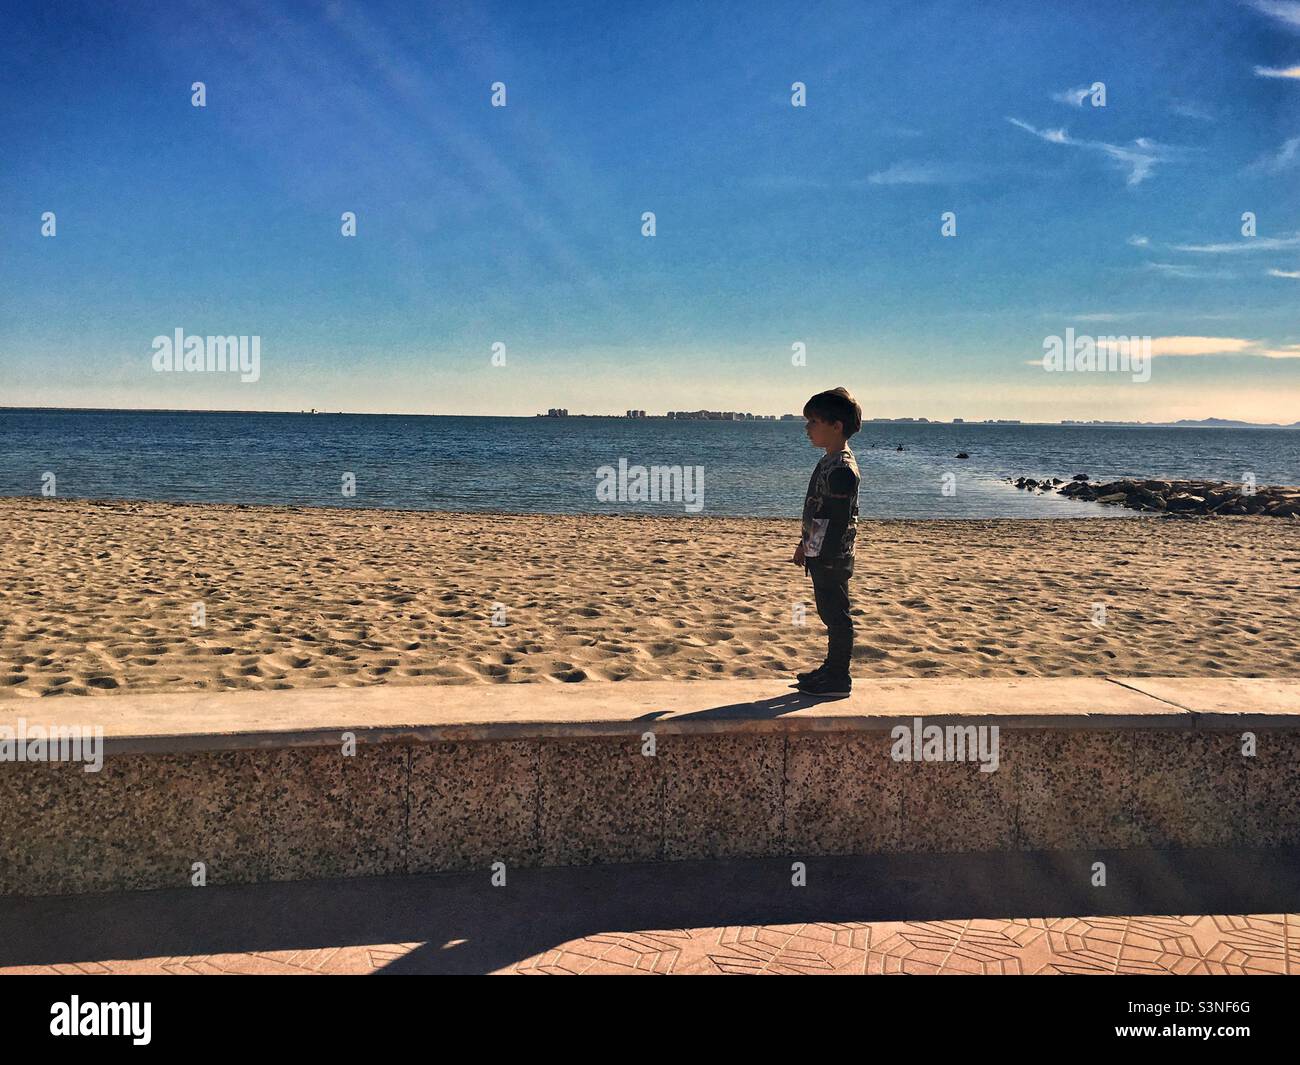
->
xmin=1 ymin=945 xmax=427 ymax=976
xmin=5 ymin=915 xmax=1295 ymax=975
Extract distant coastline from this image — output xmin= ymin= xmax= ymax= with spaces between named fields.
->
xmin=3 ymin=406 xmax=1298 ymax=429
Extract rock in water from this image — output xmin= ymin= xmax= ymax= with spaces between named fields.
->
xmin=1012 ymin=474 xmax=1299 ymax=518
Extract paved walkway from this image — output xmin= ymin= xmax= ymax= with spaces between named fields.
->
xmin=9 ymin=677 xmax=1299 ymax=755
xmin=5 ymin=914 xmax=1297 ymax=976
xmin=4 ymin=850 xmax=1299 ymax=975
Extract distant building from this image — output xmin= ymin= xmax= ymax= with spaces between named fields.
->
xmin=664 ymin=409 xmax=781 ymax=421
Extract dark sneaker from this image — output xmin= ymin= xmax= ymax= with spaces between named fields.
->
xmin=797 ymin=672 xmax=852 ymax=696
xmin=795 ymin=664 xmax=828 ymax=684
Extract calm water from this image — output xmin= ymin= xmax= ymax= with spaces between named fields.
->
xmin=1 ymin=408 xmax=1297 ymax=519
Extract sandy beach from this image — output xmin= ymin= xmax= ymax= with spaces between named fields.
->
xmin=0 ymin=497 xmax=1297 ymax=699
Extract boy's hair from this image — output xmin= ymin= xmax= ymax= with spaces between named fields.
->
xmin=803 ymin=387 xmax=862 ymax=437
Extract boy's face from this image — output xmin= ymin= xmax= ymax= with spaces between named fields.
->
xmin=805 ymin=414 xmax=844 ymax=449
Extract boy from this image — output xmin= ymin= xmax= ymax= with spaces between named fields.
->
xmin=791 ymin=387 xmax=861 ymax=695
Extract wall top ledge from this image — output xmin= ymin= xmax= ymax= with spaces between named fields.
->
xmin=1 ymin=677 xmax=1298 ymax=755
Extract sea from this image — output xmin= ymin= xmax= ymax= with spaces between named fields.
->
xmin=1 ymin=408 xmax=1297 ymax=520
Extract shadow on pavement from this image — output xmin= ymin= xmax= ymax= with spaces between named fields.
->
xmin=3 ymin=848 xmax=1299 ymax=974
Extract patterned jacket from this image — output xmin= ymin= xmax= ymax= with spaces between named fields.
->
xmin=800 ymin=447 xmax=860 ymax=578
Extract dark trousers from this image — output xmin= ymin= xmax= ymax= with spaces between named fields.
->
xmin=808 ymin=562 xmax=853 ymax=675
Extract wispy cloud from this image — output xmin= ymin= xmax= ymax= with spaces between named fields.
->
xmin=1247 ymin=0 xmax=1300 ymax=32
xmin=1170 ymin=100 xmax=1216 ymax=121
xmin=1025 ymin=335 xmax=1300 ymax=367
xmin=1144 ymin=336 xmax=1258 ymax=356
xmin=1127 ymin=234 xmax=1150 ymax=247
xmin=1247 ymin=135 xmax=1300 ymax=172
xmin=1142 ymin=337 xmax=1300 ymax=358
xmin=865 ymin=162 xmax=955 ymax=185
xmin=1172 ymin=232 xmax=1300 ymax=253
xmin=752 ymin=162 xmax=969 ymax=191
xmin=1268 ymin=267 xmax=1300 ymax=277
xmin=1144 ymin=262 xmax=1236 ymax=279
xmin=1051 ymin=84 xmax=1094 ymax=107
xmin=1255 ymin=64 xmax=1300 ymax=78
xmin=1006 ymin=117 xmax=1183 ymax=185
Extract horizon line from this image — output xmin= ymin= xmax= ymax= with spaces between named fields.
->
xmin=1 ymin=405 xmax=1298 ymax=428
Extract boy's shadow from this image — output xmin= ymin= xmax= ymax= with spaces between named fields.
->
xmin=635 ymin=688 xmax=848 ymax=724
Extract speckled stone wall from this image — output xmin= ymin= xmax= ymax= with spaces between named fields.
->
xmin=2 ymin=727 xmax=1298 ymax=897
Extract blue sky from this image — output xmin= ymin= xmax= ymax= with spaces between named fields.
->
xmin=1 ymin=0 xmax=1298 ymax=421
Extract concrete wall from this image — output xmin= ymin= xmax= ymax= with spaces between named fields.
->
xmin=4 ymin=724 xmax=1299 ymax=897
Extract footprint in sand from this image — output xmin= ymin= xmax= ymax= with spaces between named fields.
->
xmin=222 ymin=665 xmax=263 ymax=678
xmin=266 ymin=652 xmax=312 ymax=670
xmin=853 ymin=646 xmax=890 ymax=661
